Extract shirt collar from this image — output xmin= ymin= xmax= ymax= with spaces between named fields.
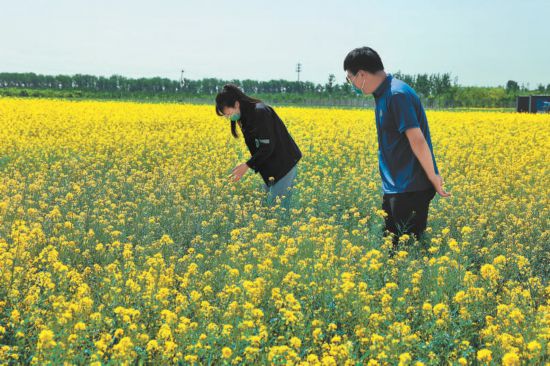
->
xmin=373 ymin=73 xmax=392 ymax=98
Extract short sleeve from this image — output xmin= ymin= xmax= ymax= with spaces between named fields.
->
xmin=389 ymin=92 xmax=420 ymax=133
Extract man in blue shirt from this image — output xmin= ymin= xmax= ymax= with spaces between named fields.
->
xmin=343 ymin=47 xmax=451 ymax=255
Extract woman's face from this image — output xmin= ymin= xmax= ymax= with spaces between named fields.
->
xmin=222 ymin=101 xmax=240 ymax=119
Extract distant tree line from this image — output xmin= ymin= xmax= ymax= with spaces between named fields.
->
xmin=0 ymin=72 xmax=327 ymax=94
xmin=1 ymin=72 xmax=549 ymax=108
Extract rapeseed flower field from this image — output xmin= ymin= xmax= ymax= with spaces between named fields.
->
xmin=0 ymin=98 xmax=548 ymax=365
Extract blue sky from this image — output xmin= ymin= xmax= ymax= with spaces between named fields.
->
xmin=2 ymin=0 xmax=549 ymax=87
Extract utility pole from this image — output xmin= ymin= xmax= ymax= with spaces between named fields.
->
xmin=180 ymin=69 xmax=185 ymax=88
xmin=296 ymin=63 xmax=302 ymax=82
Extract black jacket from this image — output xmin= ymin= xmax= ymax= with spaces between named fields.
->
xmin=239 ymin=103 xmax=302 ymax=186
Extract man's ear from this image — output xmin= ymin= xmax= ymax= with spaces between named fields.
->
xmin=355 ymin=70 xmax=365 ymax=81
xmin=235 ymin=101 xmax=240 ymax=110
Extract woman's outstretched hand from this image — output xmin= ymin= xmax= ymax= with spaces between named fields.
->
xmin=229 ymin=163 xmax=250 ymax=182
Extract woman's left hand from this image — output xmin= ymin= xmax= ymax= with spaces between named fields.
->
xmin=229 ymin=163 xmax=250 ymax=182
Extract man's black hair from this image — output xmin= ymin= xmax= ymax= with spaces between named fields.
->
xmin=343 ymin=47 xmax=384 ymax=75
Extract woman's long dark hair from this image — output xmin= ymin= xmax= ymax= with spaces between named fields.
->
xmin=215 ymin=84 xmax=262 ymax=138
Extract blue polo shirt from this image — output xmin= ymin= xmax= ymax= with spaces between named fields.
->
xmin=373 ymin=74 xmax=439 ymax=194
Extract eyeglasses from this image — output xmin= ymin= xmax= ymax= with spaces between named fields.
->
xmin=346 ymin=73 xmax=358 ymax=85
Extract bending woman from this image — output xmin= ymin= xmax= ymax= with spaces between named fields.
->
xmin=215 ymin=84 xmax=302 ymax=207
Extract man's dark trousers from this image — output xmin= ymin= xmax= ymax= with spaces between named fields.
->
xmin=382 ymin=186 xmax=436 ymax=252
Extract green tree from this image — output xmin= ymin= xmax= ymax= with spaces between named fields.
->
xmin=506 ymin=80 xmax=520 ymax=94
